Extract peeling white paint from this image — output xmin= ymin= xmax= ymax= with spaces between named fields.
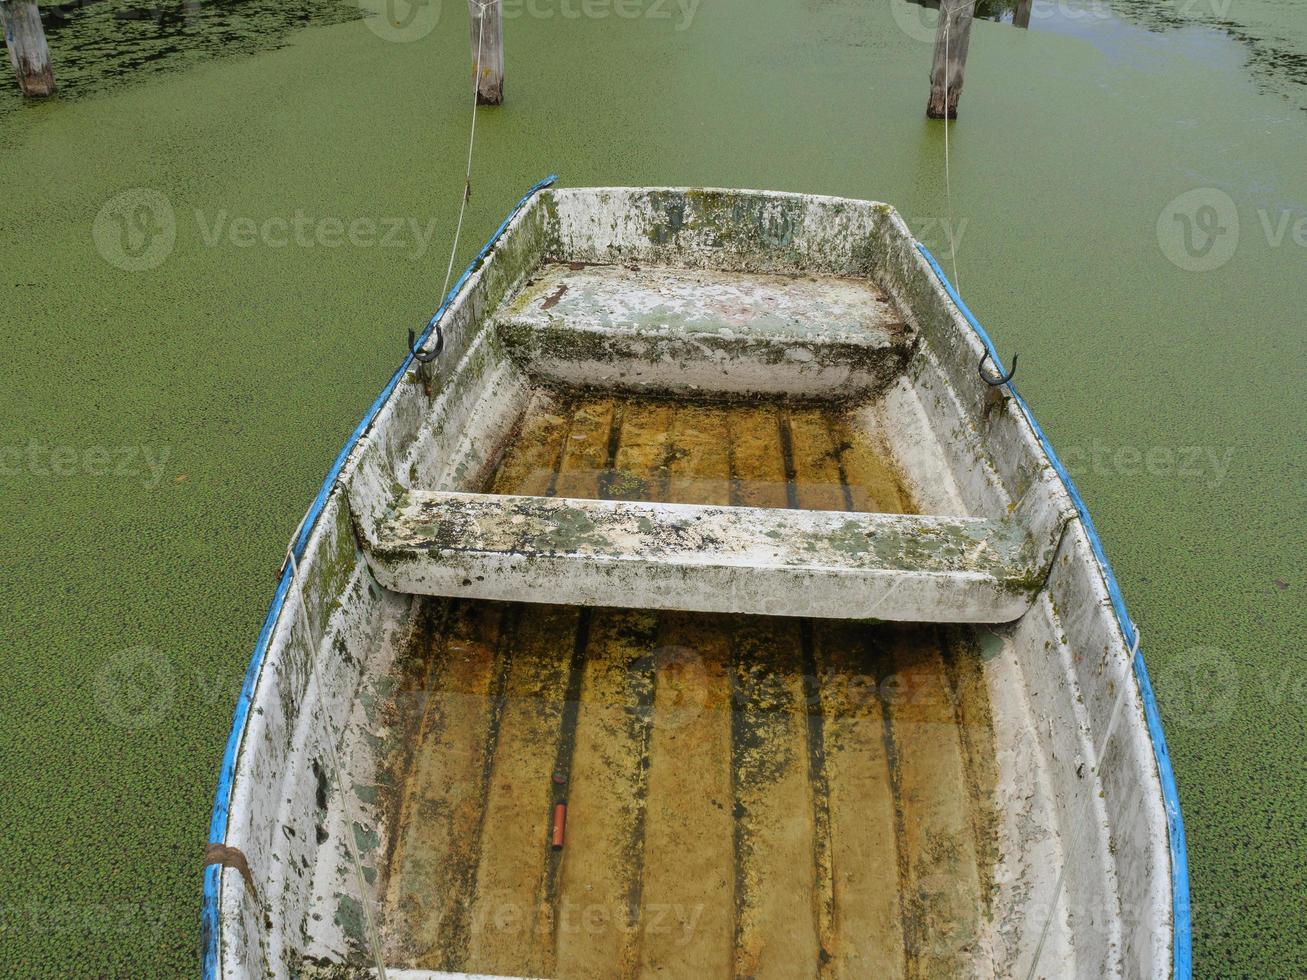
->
xmin=369 ymin=490 xmax=1050 ymax=622
xmin=213 ymin=188 xmax=1173 ymax=979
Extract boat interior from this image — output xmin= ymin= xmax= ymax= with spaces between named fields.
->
xmin=352 ymin=255 xmax=1070 ymax=625
xmin=378 ymin=391 xmax=1005 ymax=977
xmin=216 ymin=189 xmax=1171 ymax=980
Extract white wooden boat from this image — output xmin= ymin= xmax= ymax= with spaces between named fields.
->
xmin=203 ymin=182 xmax=1191 ymax=979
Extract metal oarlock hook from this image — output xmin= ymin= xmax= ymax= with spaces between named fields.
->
xmin=979 ymin=350 xmax=1018 ymax=386
xmin=408 ymin=324 xmax=444 ymax=364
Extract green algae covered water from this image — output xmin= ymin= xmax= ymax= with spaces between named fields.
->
xmin=1 ymin=0 xmax=1304 ymax=974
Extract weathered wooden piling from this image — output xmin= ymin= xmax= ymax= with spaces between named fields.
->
xmin=926 ymin=0 xmax=974 ymax=119
xmin=1 ymin=0 xmax=56 ymax=98
xmin=469 ymin=0 xmax=503 ymax=106
xmin=1013 ymin=0 xmax=1033 ymax=30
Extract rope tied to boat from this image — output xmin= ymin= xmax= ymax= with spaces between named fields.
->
xmin=939 ymin=3 xmax=1021 ymax=396
xmin=408 ymin=0 xmax=496 ymax=366
xmin=259 ymin=17 xmax=508 ymax=968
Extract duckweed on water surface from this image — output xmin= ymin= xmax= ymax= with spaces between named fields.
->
xmin=1 ymin=0 xmax=1305 ymax=975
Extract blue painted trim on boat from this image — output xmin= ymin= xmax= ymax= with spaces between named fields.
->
xmin=915 ymin=242 xmax=1193 ymax=980
xmin=200 ymin=175 xmax=558 ymax=979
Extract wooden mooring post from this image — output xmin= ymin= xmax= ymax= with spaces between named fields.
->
xmin=469 ymin=0 xmax=503 ymax=105
xmin=926 ymin=0 xmax=974 ymax=119
xmin=1 ymin=0 xmax=55 ymax=98
xmin=1014 ymin=0 xmax=1033 ymax=30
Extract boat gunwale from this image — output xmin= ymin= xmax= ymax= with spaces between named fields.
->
xmin=200 ymin=174 xmax=559 ymax=980
xmin=202 ymin=183 xmax=1191 ymax=980
xmin=914 ymin=243 xmax=1191 ymax=980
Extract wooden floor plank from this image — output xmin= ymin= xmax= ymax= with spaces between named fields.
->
xmin=634 ymin=613 xmax=735 ymax=977
xmin=552 ymin=397 xmax=616 ymax=499
xmin=790 ymin=411 xmax=895 ymax=975
xmin=667 ymin=404 xmax=732 ymax=505
xmin=940 ymin=628 xmax=1001 ymax=922
xmin=385 ymin=393 xmax=998 ymax=979
xmin=608 ymin=399 xmax=676 ymax=501
xmin=551 ymin=400 xmax=665 ymax=978
xmin=726 ymin=404 xmax=788 ymax=510
xmin=730 ymin=616 xmax=821 ymax=978
xmin=617 ymin=406 xmax=736 ymax=976
xmin=552 ymin=609 xmax=660 ymax=979
xmin=813 ymin=622 xmax=907 ymax=979
xmin=786 ymin=408 xmax=848 ymax=513
xmin=462 ymin=604 xmax=580 ymax=977
xmin=488 ymin=391 xmax=571 ymax=496
xmin=384 ymin=602 xmax=506 ymax=969
xmin=484 ymin=396 xmax=914 ymax=516
xmin=881 ymin=627 xmax=985 ymax=977
xmin=831 ymin=411 xmax=913 ymax=515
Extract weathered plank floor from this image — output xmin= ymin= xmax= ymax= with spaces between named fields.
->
xmin=479 ymin=391 xmax=914 ymax=514
xmin=381 ymin=393 xmax=999 ymax=978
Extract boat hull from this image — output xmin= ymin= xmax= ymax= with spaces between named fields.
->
xmin=204 ymin=184 xmax=1188 ymax=979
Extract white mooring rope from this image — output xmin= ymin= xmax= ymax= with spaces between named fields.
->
xmin=436 ymin=1 xmax=492 ymax=318
xmin=275 ymin=11 xmax=500 ymax=974
xmin=933 ymin=12 xmax=1143 ymax=973
xmin=941 ymin=0 xmax=967 ymax=294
